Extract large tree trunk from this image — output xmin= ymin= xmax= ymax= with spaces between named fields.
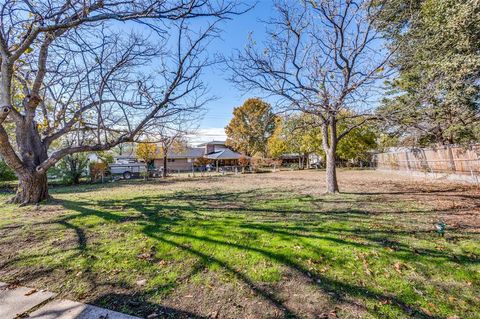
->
xmin=325 ymin=149 xmax=339 ymax=194
xmin=322 ymin=117 xmax=340 ymax=194
xmin=8 ymin=172 xmax=49 ymax=205
xmin=5 ymin=120 xmax=51 ymax=205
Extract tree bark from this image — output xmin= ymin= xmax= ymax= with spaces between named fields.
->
xmin=162 ymin=155 xmax=167 ymax=178
xmin=325 ymin=150 xmax=339 ymax=194
xmin=2 ymin=119 xmax=52 ymax=205
xmin=322 ymin=117 xmax=340 ymax=194
xmin=8 ymin=172 xmax=50 ymax=205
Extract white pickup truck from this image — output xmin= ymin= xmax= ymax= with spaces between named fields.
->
xmin=109 ymin=157 xmax=147 ymax=179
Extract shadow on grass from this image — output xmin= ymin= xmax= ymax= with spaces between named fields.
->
xmin=92 ymin=292 xmax=210 ymax=319
xmin=2 ymin=187 xmax=477 ymax=318
xmin=64 ymin=192 xmax=477 ymax=317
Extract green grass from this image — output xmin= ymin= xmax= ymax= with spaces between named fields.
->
xmin=0 ymin=174 xmax=478 ymax=319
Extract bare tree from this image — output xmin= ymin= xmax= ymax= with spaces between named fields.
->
xmin=142 ymin=111 xmax=198 ymax=178
xmin=158 ymin=130 xmax=189 ymax=178
xmin=228 ymin=0 xmax=391 ymax=193
xmin=0 ymin=0 xmax=243 ymax=204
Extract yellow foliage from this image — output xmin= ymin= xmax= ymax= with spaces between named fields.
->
xmin=135 ymin=142 xmax=158 ymax=162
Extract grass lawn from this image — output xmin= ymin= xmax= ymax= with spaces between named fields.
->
xmin=0 ymin=170 xmax=479 ymax=319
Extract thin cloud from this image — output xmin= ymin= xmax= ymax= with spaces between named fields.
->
xmin=187 ymin=128 xmax=227 ymax=146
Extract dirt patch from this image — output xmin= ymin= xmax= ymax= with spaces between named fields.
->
xmin=160 ymin=269 xmax=364 ymax=319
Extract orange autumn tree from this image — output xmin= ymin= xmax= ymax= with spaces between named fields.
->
xmin=225 ymin=98 xmax=277 ymax=157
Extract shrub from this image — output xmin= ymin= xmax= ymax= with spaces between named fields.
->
xmin=0 ymin=158 xmax=16 ymax=181
xmin=288 ymin=163 xmax=300 ymax=170
xmin=194 ymin=157 xmax=213 ymax=167
xmin=52 ymin=153 xmax=89 ymax=185
xmin=90 ymin=162 xmax=108 ymax=182
xmin=251 ymin=157 xmax=277 ymax=172
xmin=238 ymin=156 xmax=250 ymax=167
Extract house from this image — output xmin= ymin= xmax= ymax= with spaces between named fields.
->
xmin=153 ymin=147 xmax=204 ymax=172
xmin=153 ymin=140 xmax=246 ymax=172
xmin=110 ymin=140 xmax=247 ymax=174
xmin=199 ymin=141 xmax=245 ymax=168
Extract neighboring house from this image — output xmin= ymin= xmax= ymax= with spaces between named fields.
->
xmin=111 ymin=141 xmax=247 ymax=174
xmin=153 ymin=141 xmax=246 ymax=172
xmin=200 ymin=141 xmax=244 ymax=169
xmin=153 ymin=147 xmax=204 ymax=172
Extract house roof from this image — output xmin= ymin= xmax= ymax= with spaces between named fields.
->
xmin=164 ymin=147 xmax=205 ymax=159
xmin=204 ymin=149 xmax=244 ymax=160
xmin=280 ymin=153 xmax=302 ymax=159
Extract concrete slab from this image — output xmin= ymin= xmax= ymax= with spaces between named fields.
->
xmin=0 ymin=285 xmax=56 ymax=319
xmin=29 ymin=299 xmax=140 ymax=319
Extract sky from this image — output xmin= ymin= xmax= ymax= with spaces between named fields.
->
xmin=115 ymin=0 xmax=388 ymax=146
xmin=106 ymin=1 xmax=274 ymax=145
xmin=188 ymin=1 xmax=274 ymax=144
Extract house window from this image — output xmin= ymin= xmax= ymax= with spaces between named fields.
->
xmin=168 ymin=159 xmax=175 ymax=162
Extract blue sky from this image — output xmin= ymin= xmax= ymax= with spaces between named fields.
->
xmin=189 ymin=1 xmax=274 ymax=143
xmin=109 ymin=1 xmax=273 ymax=144
xmin=113 ymin=0 xmax=388 ymax=145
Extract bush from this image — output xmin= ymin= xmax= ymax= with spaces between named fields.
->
xmin=0 ymin=158 xmax=16 ymax=181
xmin=238 ymin=156 xmax=250 ymax=168
xmin=288 ymin=163 xmax=300 ymax=170
xmin=50 ymin=153 xmax=89 ymax=185
xmin=90 ymin=162 xmax=108 ymax=182
xmin=194 ymin=157 xmax=213 ymax=167
xmin=251 ymin=157 xmax=278 ymax=173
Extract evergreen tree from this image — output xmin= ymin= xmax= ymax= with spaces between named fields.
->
xmin=378 ymin=0 xmax=480 ymax=146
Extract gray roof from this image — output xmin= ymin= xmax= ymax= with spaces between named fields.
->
xmin=204 ymin=149 xmax=244 ymax=160
xmin=280 ymin=153 xmax=302 ymax=159
xmin=166 ymin=147 xmax=205 ymax=159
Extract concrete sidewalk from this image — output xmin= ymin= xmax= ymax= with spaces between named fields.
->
xmin=0 ymin=282 xmax=140 ymax=319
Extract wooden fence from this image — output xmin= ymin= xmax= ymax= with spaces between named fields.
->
xmin=373 ymin=144 xmax=480 ymax=179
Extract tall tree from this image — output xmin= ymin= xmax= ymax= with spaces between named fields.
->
xmin=225 ymin=98 xmax=277 ymax=156
xmin=377 ymin=0 xmax=480 ymax=146
xmin=0 ymin=0 xmax=242 ymax=204
xmin=229 ymin=0 xmax=391 ymax=193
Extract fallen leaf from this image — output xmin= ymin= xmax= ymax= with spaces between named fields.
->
xmin=393 ymin=262 xmax=406 ymax=274
xmin=25 ymin=289 xmax=37 ymax=296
